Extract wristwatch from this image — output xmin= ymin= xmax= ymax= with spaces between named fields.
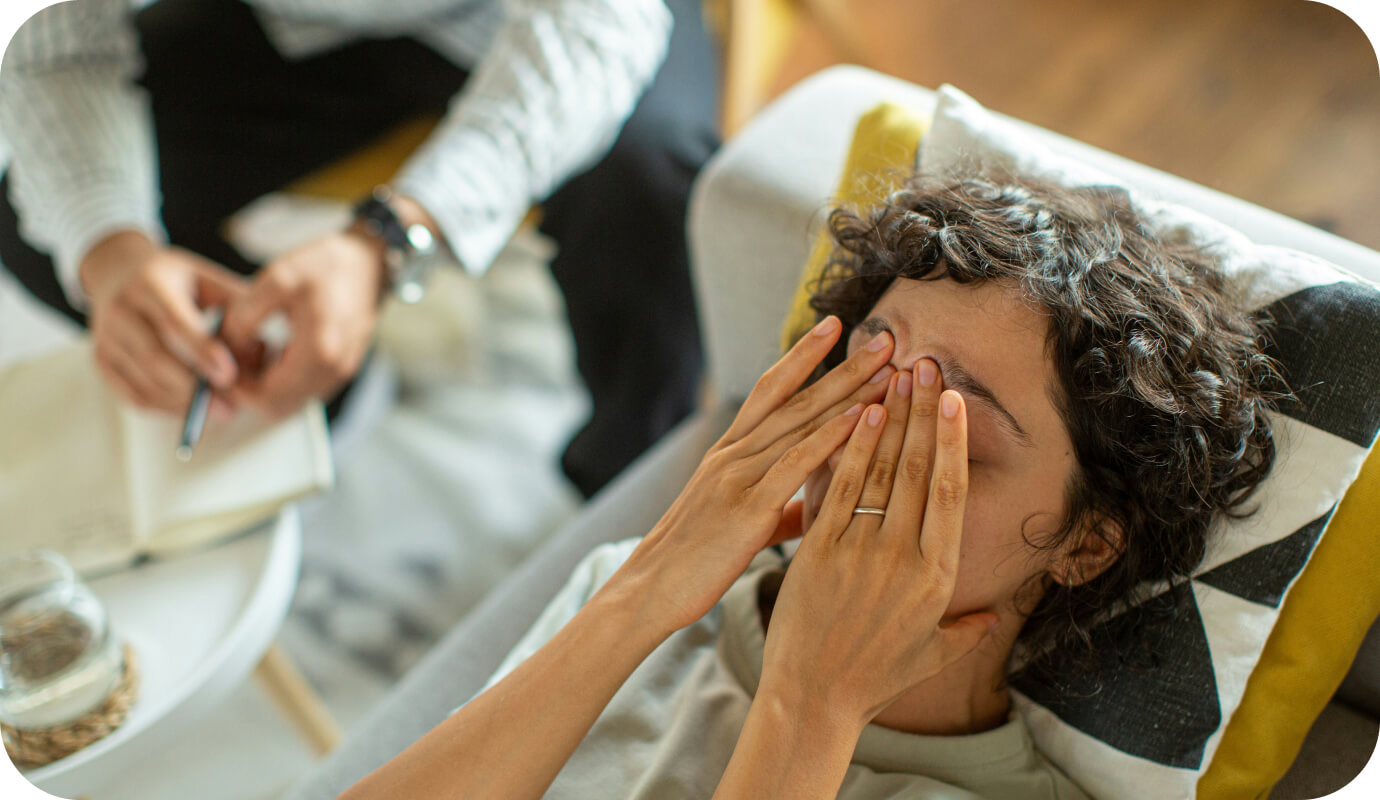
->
xmin=351 ymin=186 xmax=440 ymax=304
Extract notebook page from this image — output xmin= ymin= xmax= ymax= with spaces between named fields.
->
xmin=0 ymin=343 xmax=137 ymax=573
xmin=122 ymin=401 xmax=333 ymax=551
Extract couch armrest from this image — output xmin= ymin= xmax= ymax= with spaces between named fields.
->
xmin=1269 ymin=700 xmax=1380 ymax=800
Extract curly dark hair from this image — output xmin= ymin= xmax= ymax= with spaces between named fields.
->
xmin=806 ymin=166 xmax=1283 ymax=679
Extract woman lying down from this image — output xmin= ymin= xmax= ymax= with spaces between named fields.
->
xmin=342 ymin=166 xmax=1280 ymax=800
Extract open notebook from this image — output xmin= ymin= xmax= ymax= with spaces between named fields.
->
xmin=0 ymin=340 xmax=334 ymax=575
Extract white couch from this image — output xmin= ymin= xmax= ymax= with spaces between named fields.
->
xmin=282 ymin=67 xmax=1380 ymax=800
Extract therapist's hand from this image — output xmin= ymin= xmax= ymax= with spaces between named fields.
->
xmin=79 ymin=230 xmax=244 ymax=415
xmin=220 ymin=228 xmax=386 ymax=419
xmin=222 ymin=194 xmax=441 ymax=419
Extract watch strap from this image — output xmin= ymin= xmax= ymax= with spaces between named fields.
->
xmin=352 ymin=187 xmax=410 ymax=256
xmin=351 ymin=186 xmax=433 ymax=303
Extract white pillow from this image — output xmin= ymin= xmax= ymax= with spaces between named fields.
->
xmin=918 ymin=85 xmax=1380 ymax=800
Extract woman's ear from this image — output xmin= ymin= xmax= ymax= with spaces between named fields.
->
xmin=1049 ymin=518 xmax=1124 ymax=588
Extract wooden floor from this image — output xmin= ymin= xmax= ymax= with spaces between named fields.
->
xmin=766 ymin=0 xmax=1380 ymax=250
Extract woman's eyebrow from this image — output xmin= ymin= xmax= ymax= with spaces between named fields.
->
xmin=933 ymin=357 xmax=1035 ymax=449
xmin=856 ymin=316 xmax=1035 ymax=449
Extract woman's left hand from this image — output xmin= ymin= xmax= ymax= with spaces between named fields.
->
xmin=758 ymin=359 xmax=1000 ymax=731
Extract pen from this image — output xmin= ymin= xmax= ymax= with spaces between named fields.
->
xmin=176 ymin=312 xmax=225 ymax=462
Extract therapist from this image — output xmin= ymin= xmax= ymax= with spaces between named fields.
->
xmin=0 ymin=0 xmax=718 ymax=497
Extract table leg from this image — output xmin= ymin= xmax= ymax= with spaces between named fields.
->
xmin=254 ymin=643 xmax=343 ymax=756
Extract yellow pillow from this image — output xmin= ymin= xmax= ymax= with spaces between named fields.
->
xmin=777 ymin=102 xmax=929 ymax=350
xmin=1198 ymin=444 xmax=1380 ymax=798
xmin=782 ymin=100 xmax=1380 ymax=800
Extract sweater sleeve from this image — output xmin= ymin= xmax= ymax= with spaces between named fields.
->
xmin=0 ymin=0 xmax=167 ymax=309
xmin=392 ymin=0 xmax=671 ymax=275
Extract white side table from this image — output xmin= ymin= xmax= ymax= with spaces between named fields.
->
xmin=7 ymin=507 xmax=337 ymax=797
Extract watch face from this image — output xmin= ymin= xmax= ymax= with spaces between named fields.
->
xmin=393 ymin=224 xmax=441 ymax=304
xmin=405 ymin=224 xmax=435 ymax=255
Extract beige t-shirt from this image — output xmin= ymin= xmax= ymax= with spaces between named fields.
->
xmin=476 ymin=539 xmax=1090 ymax=800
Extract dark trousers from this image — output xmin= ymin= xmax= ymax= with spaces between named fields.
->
xmin=0 ymin=0 xmax=718 ymax=497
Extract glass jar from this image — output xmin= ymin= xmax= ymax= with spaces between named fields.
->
xmin=0 ymin=550 xmax=124 ymax=729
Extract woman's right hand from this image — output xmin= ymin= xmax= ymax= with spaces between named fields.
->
xmin=756 ymin=362 xmax=997 ymax=733
xmin=607 ymin=315 xmax=898 ymax=634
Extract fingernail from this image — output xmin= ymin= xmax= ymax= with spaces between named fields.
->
xmin=896 ymin=372 xmax=912 ymax=398
xmin=917 ymin=359 xmax=938 ymax=387
xmin=941 ymin=391 xmax=960 ymax=418
xmin=844 ymin=402 xmax=863 ymax=416
xmin=869 ymin=364 xmax=894 ymax=383
xmin=867 ymin=406 xmax=884 ymax=426
xmin=867 ymin=332 xmax=891 ymax=352
xmin=812 ymin=316 xmax=839 ymax=337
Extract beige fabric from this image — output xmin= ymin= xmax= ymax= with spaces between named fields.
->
xmin=477 ymin=541 xmax=1089 ymax=800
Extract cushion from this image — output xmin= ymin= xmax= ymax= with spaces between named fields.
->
xmin=778 ymin=102 xmax=928 ymax=349
xmin=780 ymin=87 xmax=1380 ymax=800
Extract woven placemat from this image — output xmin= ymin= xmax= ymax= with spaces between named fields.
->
xmin=2 ymin=644 xmax=139 ymax=769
